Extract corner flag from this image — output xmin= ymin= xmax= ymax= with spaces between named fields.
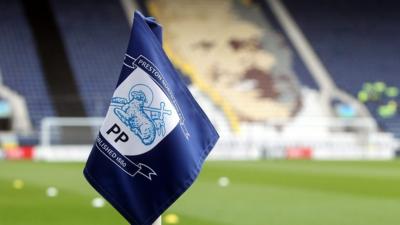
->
xmin=83 ymin=11 xmax=219 ymax=225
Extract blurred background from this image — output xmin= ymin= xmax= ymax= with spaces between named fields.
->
xmin=0 ymin=0 xmax=400 ymax=224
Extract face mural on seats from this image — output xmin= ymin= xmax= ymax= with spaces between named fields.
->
xmin=154 ymin=0 xmax=292 ymax=122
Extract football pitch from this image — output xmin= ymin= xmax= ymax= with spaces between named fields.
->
xmin=0 ymin=160 xmax=399 ymax=225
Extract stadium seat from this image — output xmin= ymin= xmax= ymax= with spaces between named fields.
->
xmin=50 ymin=0 xmax=130 ymax=117
xmin=0 ymin=0 xmax=55 ymax=129
xmin=283 ymin=0 xmax=400 ymax=137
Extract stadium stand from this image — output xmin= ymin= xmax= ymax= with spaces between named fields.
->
xmin=283 ymin=0 xmax=400 ymax=137
xmin=23 ymin=0 xmax=86 ymax=118
xmin=49 ymin=0 xmax=130 ymax=117
xmin=0 ymin=0 xmax=55 ymax=128
xmin=146 ymin=0 xmax=303 ymax=130
xmin=0 ymin=0 xmax=398 ymax=158
xmin=256 ymin=0 xmax=318 ymax=90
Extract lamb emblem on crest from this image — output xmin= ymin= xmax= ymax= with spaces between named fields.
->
xmin=110 ymin=84 xmax=172 ymax=145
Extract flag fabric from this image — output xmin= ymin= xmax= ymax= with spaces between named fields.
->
xmin=83 ymin=11 xmax=219 ymax=225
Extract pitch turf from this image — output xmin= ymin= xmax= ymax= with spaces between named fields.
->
xmin=0 ymin=160 xmax=399 ymax=225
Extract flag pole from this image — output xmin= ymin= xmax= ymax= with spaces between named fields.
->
xmin=152 ymin=216 xmax=162 ymax=225
xmin=120 ymin=2 xmax=162 ymax=224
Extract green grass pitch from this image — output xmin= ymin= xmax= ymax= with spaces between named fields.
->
xmin=0 ymin=160 xmax=399 ymax=225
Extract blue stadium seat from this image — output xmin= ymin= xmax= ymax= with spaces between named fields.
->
xmin=283 ymin=0 xmax=400 ymax=137
xmin=257 ymin=0 xmax=318 ymax=89
xmin=50 ymin=0 xmax=130 ymax=117
xmin=0 ymin=0 xmax=55 ymax=129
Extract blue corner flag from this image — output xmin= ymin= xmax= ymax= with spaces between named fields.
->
xmin=83 ymin=11 xmax=219 ymax=225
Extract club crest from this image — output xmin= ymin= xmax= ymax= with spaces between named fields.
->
xmin=111 ymin=84 xmax=172 ymax=146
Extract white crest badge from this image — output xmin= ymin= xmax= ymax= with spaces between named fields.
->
xmin=100 ymin=66 xmax=180 ymax=156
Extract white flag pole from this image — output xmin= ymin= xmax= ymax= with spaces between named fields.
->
xmin=152 ymin=216 xmax=162 ymax=225
xmin=119 ymin=1 xmax=162 ymax=224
